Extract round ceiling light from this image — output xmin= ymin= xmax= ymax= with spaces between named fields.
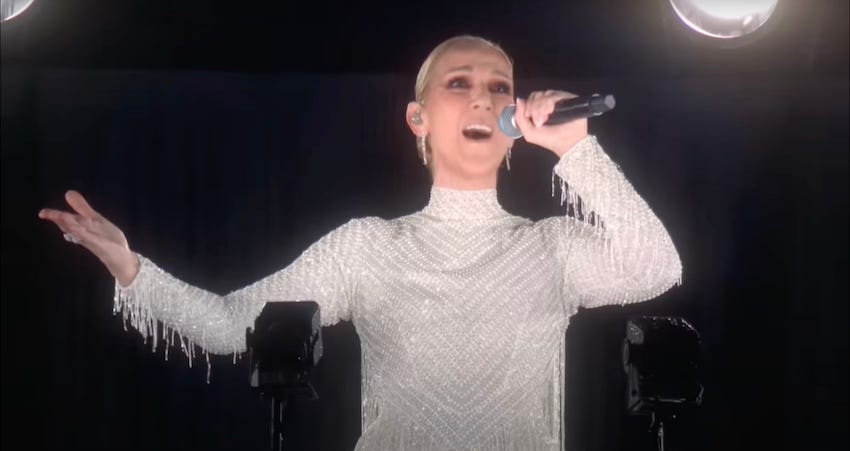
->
xmin=669 ymin=0 xmax=779 ymax=40
xmin=1 ymin=0 xmax=35 ymax=22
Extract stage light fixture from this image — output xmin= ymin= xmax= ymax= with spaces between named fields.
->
xmin=1 ymin=0 xmax=35 ymax=22
xmin=247 ymin=301 xmax=323 ymax=451
xmin=669 ymin=0 xmax=779 ymax=40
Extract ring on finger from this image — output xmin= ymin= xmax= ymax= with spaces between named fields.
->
xmin=63 ymin=233 xmax=82 ymax=245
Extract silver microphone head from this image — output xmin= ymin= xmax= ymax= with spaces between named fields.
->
xmin=499 ymin=104 xmax=522 ymax=139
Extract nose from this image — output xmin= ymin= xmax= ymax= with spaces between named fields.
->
xmin=470 ymin=89 xmax=493 ymax=111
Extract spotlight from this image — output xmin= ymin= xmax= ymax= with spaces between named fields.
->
xmin=1 ymin=0 xmax=35 ymax=22
xmin=622 ymin=316 xmax=702 ymax=451
xmin=668 ymin=0 xmax=779 ymax=43
xmin=247 ymin=301 xmax=323 ymax=451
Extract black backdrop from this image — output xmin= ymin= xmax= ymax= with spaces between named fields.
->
xmin=2 ymin=40 xmax=848 ymax=451
xmin=2 ymin=68 xmax=848 ymax=450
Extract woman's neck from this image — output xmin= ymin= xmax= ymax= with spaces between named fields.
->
xmin=432 ymin=168 xmax=498 ymax=190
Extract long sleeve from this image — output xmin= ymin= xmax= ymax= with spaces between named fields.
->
xmin=552 ymin=135 xmax=682 ymax=310
xmin=113 ymin=219 xmax=366 ymax=356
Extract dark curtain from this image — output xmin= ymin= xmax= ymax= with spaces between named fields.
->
xmin=1 ymin=67 xmax=847 ymax=451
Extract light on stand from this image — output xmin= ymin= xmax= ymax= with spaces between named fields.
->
xmin=668 ymin=0 xmax=779 ymax=41
xmin=1 ymin=0 xmax=35 ymax=22
xmin=623 ymin=316 xmax=702 ymax=451
xmin=247 ymin=301 xmax=323 ymax=451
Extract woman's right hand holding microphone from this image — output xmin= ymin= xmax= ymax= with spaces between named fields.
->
xmin=39 ymin=190 xmax=139 ymax=287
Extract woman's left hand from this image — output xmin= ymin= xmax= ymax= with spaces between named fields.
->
xmin=513 ymin=90 xmax=588 ymax=157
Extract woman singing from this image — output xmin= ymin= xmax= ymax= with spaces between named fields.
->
xmin=38 ymin=35 xmax=682 ymax=450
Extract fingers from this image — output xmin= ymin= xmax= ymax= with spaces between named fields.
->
xmin=530 ymin=91 xmax=555 ymax=127
xmin=38 ymin=208 xmax=82 ymax=233
xmin=39 ymin=207 xmax=99 ymax=251
xmin=514 ymin=98 xmax=535 ymax=134
xmin=524 ymin=90 xmax=578 ymax=127
xmin=513 ymin=90 xmax=588 ymax=155
xmin=65 ymin=190 xmax=100 ymax=219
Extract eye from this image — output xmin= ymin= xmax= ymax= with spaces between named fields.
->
xmin=447 ymin=77 xmax=470 ymax=89
xmin=491 ymin=83 xmax=512 ymax=95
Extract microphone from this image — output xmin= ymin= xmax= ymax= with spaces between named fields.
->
xmin=498 ymin=93 xmax=616 ymax=138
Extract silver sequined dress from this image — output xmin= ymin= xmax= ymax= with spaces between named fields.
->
xmin=114 ymin=135 xmax=682 ymax=450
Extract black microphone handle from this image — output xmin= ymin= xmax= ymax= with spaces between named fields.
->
xmin=498 ymin=94 xmax=615 ymax=139
xmin=544 ymin=94 xmax=616 ymax=126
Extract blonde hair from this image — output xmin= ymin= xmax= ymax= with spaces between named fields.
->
xmin=415 ymin=35 xmax=513 ymax=103
xmin=413 ymin=35 xmax=513 ymax=165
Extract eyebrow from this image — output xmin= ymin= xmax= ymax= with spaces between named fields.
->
xmin=444 ymin=65 xmax=513 ymax=81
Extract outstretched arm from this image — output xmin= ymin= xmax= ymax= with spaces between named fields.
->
xmin=40 ymin=191 xmax=365 ymax=357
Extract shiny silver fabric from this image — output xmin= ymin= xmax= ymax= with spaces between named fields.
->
xmin=114 ymin=135 xmax=682 ymax=450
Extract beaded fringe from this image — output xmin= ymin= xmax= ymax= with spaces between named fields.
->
xmin=552 ymin=136 xmax=683 ymax=306
xmin=112 ymin=265 xmax=242 ymax=383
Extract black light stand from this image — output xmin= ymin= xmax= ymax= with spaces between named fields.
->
xmin=622 ymin=316 xmax=702 ymax=451
xmin=246 ymin=301 xmax=323 ymax=451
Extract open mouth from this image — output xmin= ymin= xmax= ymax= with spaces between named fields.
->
xmin=462 ymin=124 xmax=494 ymax=141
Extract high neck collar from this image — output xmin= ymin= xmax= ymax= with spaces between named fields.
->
xmin=421 ymin=185 xmax=506 ymax=220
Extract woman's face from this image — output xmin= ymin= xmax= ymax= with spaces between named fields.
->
xmin=412 ymin=47 xmax=515 ymax=185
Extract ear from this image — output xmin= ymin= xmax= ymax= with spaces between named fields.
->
xmin=406 ymin=101 xmax=427 ymax=136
